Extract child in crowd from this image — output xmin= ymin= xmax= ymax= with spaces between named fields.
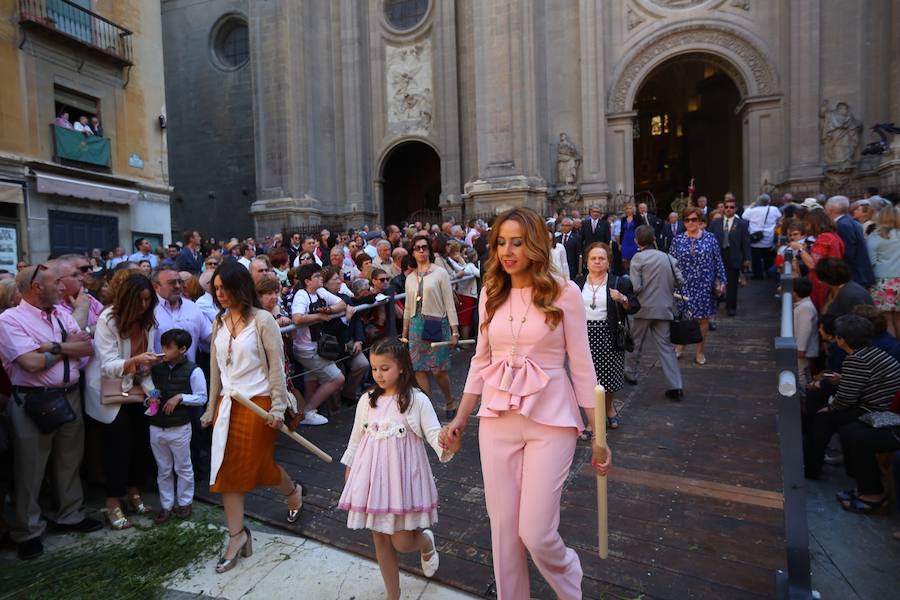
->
xmin=148 ymin=329 xmax=207 ymax=524
xmin=792 ymin=277 xmax=819 ymax=389
xmin=338 ymin=338 xmax=459 ymax=600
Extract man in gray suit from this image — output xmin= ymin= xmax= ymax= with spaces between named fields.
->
xmin=624 ymin=225 xmax=685 ymax=400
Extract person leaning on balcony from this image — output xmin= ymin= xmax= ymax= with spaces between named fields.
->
xmin=73 ymin=115 xmax=94 ymax=136
xmin=90 ymin=116 xmax=104 ymax=138
xmin=53 ymin=110 xmax=73 ymax=130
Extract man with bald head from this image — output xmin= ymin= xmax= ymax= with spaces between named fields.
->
xmin=826 ymin=195 xmax=875 ymax=288
xmin=249 ymin=258 xmax=273 ymax=285
xmin=0 ymin=264 xmax=100 ymax=559
xmin=54 ymin=254 xmax=103 ymax=331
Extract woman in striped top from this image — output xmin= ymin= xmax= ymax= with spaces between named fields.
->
xmin=803 ymin=315 xmax=900 ymax=480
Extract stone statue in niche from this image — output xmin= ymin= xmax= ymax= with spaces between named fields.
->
xmin=386 ymin=41 xmax=433 ymax=134
xmin=820 ymin=100 xmax=862 ymax=168
xmin=556 ymin=133 xmax=581 ymax=185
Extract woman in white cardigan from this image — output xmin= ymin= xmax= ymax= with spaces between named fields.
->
xmin=92 ymin=273 xmax=164 ymax=530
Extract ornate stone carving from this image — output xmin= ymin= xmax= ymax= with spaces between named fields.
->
xmin=626 ymin=6 xmax=646 ymax=30
xmin=556 ymin=133 xmax=582 ymax=185
xmin=386 ymin=41 xmax=433 ymax=135
xmin=608 ymin=23 xmax=777 ymax=113
xmin=820 ymin=100 xmax=862 ymax=171
xmin=649 ymin=0 xmax=707 ymax=7
xmin=730 ymin=0 xmax=750 ymax=10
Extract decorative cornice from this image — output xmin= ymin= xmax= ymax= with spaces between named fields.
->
xmin=608 ymin=22 xmax=777 ymax=113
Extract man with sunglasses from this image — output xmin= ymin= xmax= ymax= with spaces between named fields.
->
xmin=0 ymin=263 xmax=101 ymax=560
xmin=708 ymin=193 xmax=751 ymax=316
xmin=55 ymin=254 xmax=104 ymax=330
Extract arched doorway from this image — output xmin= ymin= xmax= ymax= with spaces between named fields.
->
xmin=632 ymin=56 xmax=742 ymax=213
xmin=381 ymin=141 xmax=441 ymax=226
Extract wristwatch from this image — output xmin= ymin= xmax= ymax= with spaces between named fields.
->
xmin=50 ymin=342 xmax=63 ymax=355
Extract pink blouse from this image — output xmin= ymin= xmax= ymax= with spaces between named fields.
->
xmin=463 ymin=281 xmax=597 ymax=431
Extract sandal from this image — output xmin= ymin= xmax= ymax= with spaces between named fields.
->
xmin=608 ymin=415 xmax=621 ymax=429
xmin=285 ymin=481 xmax=307 ymax=524
xmin=103 ymin=506 xmax=132 ymax=530
xmin=835 ymin=489 xmax=857 ymax=503
xmin=579 ymin=427 xmax=593 ymax=441
xmin=127 ymin=494 xmax=153 ymax=515
xmin=840 ymin=494 xmax=889 ymax=515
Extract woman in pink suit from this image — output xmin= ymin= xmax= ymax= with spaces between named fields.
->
xmin=441 ymin=207 xmax=612 ymax=600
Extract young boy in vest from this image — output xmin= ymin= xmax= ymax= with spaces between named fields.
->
xmin=148 ymin=329 xmax=207 ymax=524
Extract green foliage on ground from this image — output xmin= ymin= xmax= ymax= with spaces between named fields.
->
xmin=0 ymin=520 xmax=223 ymax=600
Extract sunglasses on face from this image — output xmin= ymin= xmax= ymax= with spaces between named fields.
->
xmin=683 ymin=217 xmax=700 ymax=222
xmin=30 ymin=264 xmax=48 ymax=287
xmin=206 ymin=261 xmax=219 ymax=266
xmin=413 ymin=245 xmax=429 ymax=251
xmin=376 ymin=277 xmax=389 ymax=282
xmin=724 ymin=205 xmax=736 ymax=209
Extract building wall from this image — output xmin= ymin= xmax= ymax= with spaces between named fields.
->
xmin=0 ymin=0 xmax=171 ymax=263
xmin=161 ymin=0 xmax=255 ymax=240
xmin=161 ymin=0 xmax=899 ymax=233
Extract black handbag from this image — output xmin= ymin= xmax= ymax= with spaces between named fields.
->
xmin=18 ymin=317 xmax=76 ymax=434
xmin=666 ymin=256 xmax=703 ymax=345
xmin=420 ymin=316 xmax=445 ymax=343
xmin=610 ymin=276 xmax=635 ymax=352
xmin=748 ymin=207 xmax=770 ymax=243
xmin=305 ymin=291 xmax=343 ymax=361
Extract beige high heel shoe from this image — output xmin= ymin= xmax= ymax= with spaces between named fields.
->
xmin=216 ymin=527 xmax=253 ymax=574
xmin=102 ymin=506 xmax=132 ymax=530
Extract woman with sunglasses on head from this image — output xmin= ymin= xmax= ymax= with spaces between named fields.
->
xmin=439 ymin=207 xmax=611 ymax=600
xmin=403 ymin=235 xmax=460 ymax=419
xmin=200 ymin=261 xmax=304 ymax=573
xmin=668 ymin=206 xmax=727 ymax=365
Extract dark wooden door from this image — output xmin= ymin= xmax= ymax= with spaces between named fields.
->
xmin=48 ymin=210 xmax=118 ymax=256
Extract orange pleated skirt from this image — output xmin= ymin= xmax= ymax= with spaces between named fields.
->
xmin=210 ymin=395 xmax=281 ymax=493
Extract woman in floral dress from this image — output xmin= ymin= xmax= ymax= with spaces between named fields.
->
xmin=669 ymin=206 xmax=727 ymax=365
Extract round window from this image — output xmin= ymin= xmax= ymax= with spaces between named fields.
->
xmin=212 ymin=18 xmax=249 ymax=69
xmin=384 ymin=0 xmax=428 ymax=31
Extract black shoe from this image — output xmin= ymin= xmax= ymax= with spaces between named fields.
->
xmin=623 ymin=373 xmax=638 ymax=385
xmin=17 ymin=537 xmax=43 ymax=560
xmin=664 ymin=389 xmax=683 ymax=401
xmin=53 ymin=517 xmax=103 ymax=533
xmin=726 ymin=310 xmax=736 ymax=317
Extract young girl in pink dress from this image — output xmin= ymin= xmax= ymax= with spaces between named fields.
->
xmin=339 ymin=337 xmax=460 ymax=600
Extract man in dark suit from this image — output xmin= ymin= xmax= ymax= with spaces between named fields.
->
xmin=708 ymin=198 xmax=751 ymax=315
xmin=636 ymin=202 xmax=660 ymax=236
xmin=580 ymin=205 xmax=611 ymax=273
xmin=826 ymin=195 xmax=875 ymax=288
xmin=555 ymin=217 xmax=581 ymax=279
xmin=659 ymin=211 xmax=683 ymax=252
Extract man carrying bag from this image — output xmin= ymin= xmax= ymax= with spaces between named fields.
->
xmin=623 ymin=226 xmax=686 ymax=401
xmin=0 ymin=263 xmax=101 ymax=560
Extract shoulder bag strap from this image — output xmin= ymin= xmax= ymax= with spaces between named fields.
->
xmin=54 ymin=317 xmax=70 ymax=384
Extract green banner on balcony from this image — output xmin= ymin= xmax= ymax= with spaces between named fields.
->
xmin=53 ymin=125 xmax=110 ymax=167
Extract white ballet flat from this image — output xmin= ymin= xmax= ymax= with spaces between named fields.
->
xmin=420 ymin=529 xmax=439 ymax=577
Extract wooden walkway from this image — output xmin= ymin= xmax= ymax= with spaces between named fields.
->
xmin=196 ymin=281 xmax=786 ymax=599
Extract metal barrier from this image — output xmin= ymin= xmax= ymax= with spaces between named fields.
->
xmin=773 ymin=250 xmax=816 ymax=600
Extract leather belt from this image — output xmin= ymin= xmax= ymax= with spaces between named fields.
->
xmin=13 ymin=384 xmax=78 ymax=395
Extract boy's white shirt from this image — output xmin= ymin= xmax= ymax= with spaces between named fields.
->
xmin=341 ymin=388 xmax=454 ymax=466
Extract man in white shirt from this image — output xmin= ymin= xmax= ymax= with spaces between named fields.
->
xmin=150 ymin=266 xmax=212 ymax=362
xmin=290 ymin=263 xmax=348 ymax=426
xmin=237 ymin=244 xmax=254 ymax=270
xmin=108 ymin=246 xmax=127 ymax=269
xmin=363 ymin=231 xmax=383 ymax=259
xmin=741 ymin=193 xmax=780 ymax=280
xmin=129 ymin=238 xmax=158 ymax=268
xmin=373 ymin=240 xmax=394 ymax=273
xmin=291 ymin=236 xmax=322 ymax=268
xmin=73 ymin=115 xmax=93 ymax=136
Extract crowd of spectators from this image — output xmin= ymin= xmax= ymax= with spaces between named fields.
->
xmin=0 ymin=187 xmax=897 ymax=561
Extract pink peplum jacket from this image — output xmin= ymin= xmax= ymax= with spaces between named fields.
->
xmin=463 ymin=281 xmax=597 ymax=431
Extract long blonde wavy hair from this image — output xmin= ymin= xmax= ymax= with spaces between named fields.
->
xmin=480 ymin=207 xmax=563 ymax=333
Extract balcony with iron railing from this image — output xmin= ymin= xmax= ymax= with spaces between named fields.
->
xmin=19 ymin=0 xmax=133 ymax=66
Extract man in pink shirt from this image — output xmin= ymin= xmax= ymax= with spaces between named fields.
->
xmin=0 ymin=263 xmax=100 ymax=560
xmin=55 ymin=254 xmax=104 ymax=330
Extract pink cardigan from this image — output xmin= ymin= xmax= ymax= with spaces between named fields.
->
xmin=463 ymin=281 xmax=597 ymax=431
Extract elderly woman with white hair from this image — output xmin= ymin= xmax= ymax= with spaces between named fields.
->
xmin=742 ymin=193 xmax=781 ymax=279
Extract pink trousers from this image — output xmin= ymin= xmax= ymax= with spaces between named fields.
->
xmin=479 ymin=412 xmax=582 ymax=600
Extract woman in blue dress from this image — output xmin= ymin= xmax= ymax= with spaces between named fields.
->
xmin=620 ymin=203 xmax=639 ymax=267
xmin=669 ymin=206 xmax=726 ymax=365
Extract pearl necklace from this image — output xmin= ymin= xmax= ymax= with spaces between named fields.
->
xmin=508 ymin=287 xmax=532 ymax=361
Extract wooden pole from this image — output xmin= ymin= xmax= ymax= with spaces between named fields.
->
xmin=594 ymin=384 xmax=609 ymax=559
xmin=229 ymin=390 xmax=332 ymax=463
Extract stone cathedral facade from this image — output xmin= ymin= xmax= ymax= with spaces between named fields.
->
xmin=161 ymin=0 xmax=900 ymax=238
